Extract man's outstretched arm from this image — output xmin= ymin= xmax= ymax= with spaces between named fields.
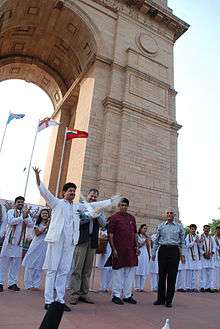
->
xmin=33 ymin=167 xmax=57 ymax=209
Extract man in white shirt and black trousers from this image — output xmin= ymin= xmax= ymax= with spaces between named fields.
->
xmin=152 ymin=207 xmax=185 ymax=308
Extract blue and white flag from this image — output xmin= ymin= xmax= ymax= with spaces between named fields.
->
xmin=7 ymin=112 xmax=25 ymax=124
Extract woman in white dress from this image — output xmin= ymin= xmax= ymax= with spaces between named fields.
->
xmin=22 ymin=208 xmax=50 ymax=290
xmin=149 ymin=234 xmax=159 ymax=291
xmin=96 ymin=227 xmax=112 ymax=292
xmin=135 ymin=224 xmax=150 ymax=292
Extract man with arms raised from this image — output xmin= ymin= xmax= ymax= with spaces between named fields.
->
xmin=34 ymin=167 xmax=79 ymax=311
xmin=33 ymin=167 xmax=120 ymax=311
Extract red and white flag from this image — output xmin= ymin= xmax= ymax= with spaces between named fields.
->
xmin=66 ymin=129 xmax=88 ymax=141
xmin=38 ymin=117 xmax=60 ymax=132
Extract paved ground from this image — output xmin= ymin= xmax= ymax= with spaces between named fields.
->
xmin=0 ymin=273 xmax=220 ymax=329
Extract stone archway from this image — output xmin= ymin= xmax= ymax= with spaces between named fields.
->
xmin=0 ymin=0 xmax=99 ymax=197
xmin=0 ymin=0 xmax=189 ymax=229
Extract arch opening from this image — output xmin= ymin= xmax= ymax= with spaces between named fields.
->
xmin=0 ymin=0 xmax=98 ymax=109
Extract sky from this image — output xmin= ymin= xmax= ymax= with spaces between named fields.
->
xmin=169 ymin=0 xmax=220 ymax=229
xmin=0 ymin=1 xmax=220 ymax=231
xmin=0 ymin=81 xmax=54 ymax=204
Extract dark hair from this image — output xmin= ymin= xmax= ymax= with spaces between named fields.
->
xmin=62 ymin=182 xmax=77 ymax=192
xmin=36 ymin=208 xmax=50 ymax=226
xmin=216 ymin=226 xmax=220 ymax=230
xmin=120 ymin=198 xmax=129 ymax=206
xmin=138 ymin=224 xmax=147 ymax=234
xmin=189 ymin=224 xmax=197 ymax=230
xmin=203 ymin=224 xmax=210 ymax=229
xmin=88 ymin=188 xmax=99 ymax=196
xmin=15 ymin=196 xmax=25 ymax=203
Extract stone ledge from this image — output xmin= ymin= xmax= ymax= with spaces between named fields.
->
xmin=103 ymin=96 xmax=182 ymax=131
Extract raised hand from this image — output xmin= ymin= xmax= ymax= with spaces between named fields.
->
xmin=111 ymin=195 xmax=122 ymax=206
xmin=23 ymin=206 xmax=31 ymax=219
xmin=33 ymin=167 xmax=41 ymax=186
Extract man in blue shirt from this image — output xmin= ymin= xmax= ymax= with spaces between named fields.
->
xmin=152 ymin=207 xmax=185 ymax=307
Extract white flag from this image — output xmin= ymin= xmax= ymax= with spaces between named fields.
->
xmin=38 ymin=117 xmax=60 ymax=132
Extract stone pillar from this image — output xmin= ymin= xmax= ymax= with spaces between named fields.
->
xmin=43 ymin=108 xmax=71 ymax=195
xmin=65 ymin=65 xmax=96 ymax=199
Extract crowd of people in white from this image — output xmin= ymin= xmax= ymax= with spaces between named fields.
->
xmin=97 ymin=223 xmax=220 ymax=294
xmin=0 ymin=168 xmax=220 ymax=314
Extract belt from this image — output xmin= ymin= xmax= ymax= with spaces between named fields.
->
xmin=160 ymin=244 xmax=179 ymax=248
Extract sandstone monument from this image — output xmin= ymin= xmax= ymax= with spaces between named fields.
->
xmin=0 ymin=0 xmax=189 ymax=228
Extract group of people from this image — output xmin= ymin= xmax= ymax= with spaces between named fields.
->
xmin=176 ymin=224 xmax=220 ymax=294
xmin=0 ymin=169 xmax=220 ymax=314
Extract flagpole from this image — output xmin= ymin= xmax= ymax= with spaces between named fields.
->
xmin=24 ymin=121 xmax=39 ymax=198
xmin=0 ymin=111 xmax=10 ymax=153
xmin=55 ymin=127 xmax=67 ymax=197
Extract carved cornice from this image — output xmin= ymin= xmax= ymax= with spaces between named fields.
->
xmin=92 ymin=0 xmax=189 ymax=41
xmin=103 ymin=96 xmax=182 ymax=131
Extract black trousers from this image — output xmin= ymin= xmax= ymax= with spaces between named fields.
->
xmin=157 ymin=245 xmax=180 ymax=304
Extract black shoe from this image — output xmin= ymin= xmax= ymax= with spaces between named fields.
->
xmin=44 ymin=304 xmax=51 ymax=310
xmin=200 ymin=288 xmax=205 ymax=293
xmin=0 ymin=284 xmax=3 ymax=292
xmin=153 ymin=300 xmax=165 ymax=305
xmin=78 ymin=296 xmax=94 ymax=304
xmin=165 ymin=302 xmax=172 ymax=308
xmin=112 ymin=296 xmax=124 ymax=305
xmin=123 ymin=296 xmax=137 ymax=304
xmin=8 ymin=284 xmax=20 ymax=291
xmin=177 ymin=288 xmax=186 ymax=292
xmin=63 ymin=304 xmax=71 ymax=312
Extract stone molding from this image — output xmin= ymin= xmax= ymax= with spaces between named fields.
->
xmin=103 ymin=96 xmax=182 ymax=131
xmin=91 ymin=0 xmax=189 ymax=41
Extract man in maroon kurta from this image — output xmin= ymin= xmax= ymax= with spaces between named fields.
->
xmin=109 ymin=198 xmax=138 ymax=305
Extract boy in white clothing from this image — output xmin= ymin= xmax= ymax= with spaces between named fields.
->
xmin=214 ymin=226 xmax=220 ymax=291
xmin=185 ymin=224 xmax=201 ymax=292
xmin=200 ymin=225 xmax=215 ymax=293
xmin=0 ymin=196 xmax=33 ymax=292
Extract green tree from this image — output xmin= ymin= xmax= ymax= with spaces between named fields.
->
xmin=184 ymin=225 xmax=190 ymax=236
xmin=208 ymin=219 xmax=220 ymax=236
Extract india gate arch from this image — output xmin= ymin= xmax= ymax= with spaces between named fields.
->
xmin=0 ymin=0 xmax=189 ymax=229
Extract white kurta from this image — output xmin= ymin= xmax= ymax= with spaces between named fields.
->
xmin=38 ymin=182 xmax=82 ymax=304
xmin=96 ymin=230 xmax=112 ymax=268
xmin=176 ymin=248 xmax=187 ymax=290
xmin=22 ymin=223 xmax=47 ymax=270
xmin=214 ymin=236 xmax=220 ymax=268
xmin=185 ymin=234 xmax=201 ymax=270
xmin=136 ymin=234 xmax=150 ymax=277
xmin=38 ymin=182 xmax=81 ymax=271
xmin=200 ymin=235 xmax=215 ymax=269
xmin=0 ymin=203 xmax=7 ymax=238
xmin=0 ymin=209 xmax=33 ymax=258
xmin=213 ymin=236 xmax=220 ymax=289
xmin=96 ymin=230 xmax=112 ymax=291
